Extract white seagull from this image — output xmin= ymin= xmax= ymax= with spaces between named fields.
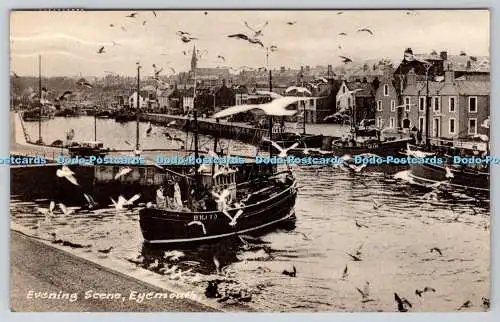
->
xmin=37 ymin=201 xmax=55 ymax=220
xmin=445 ymin=166 xmax=454 ymax=179
xmin=285 ymin=86 xmax=312 ymax=96
xmin=187 ymin=221 xmax=207 ymax=235
xmin=58 ymin=203 xmax=75 ymax=216
xmin=244 ymin=20 xmax=269 ymax=37
xmin=481 ymin=117 xmax=490 ymax=129
xmin=222 ymin=208 xmax=244 ymax=227
xmin=126 ymin=194 xmax=141 ymax=206
xmin=213 ymin=96 xmax=315 ymax=118
xmin=110 ymin=196 xmax=128 ymax=210
xmin=83 ymin=193 xmax=97 ymax=209
xmin=164 ymin=250 xmax=185 ymax=261
xmin=166 ymin=120 xmax=176 ymax=127
xmin=114 ymin=167 xmax=132 ymax=180
xmin=56 ymin=165 xmax=79 ymax=186
xmin=262 ymin=138 xmax=299 ymax=158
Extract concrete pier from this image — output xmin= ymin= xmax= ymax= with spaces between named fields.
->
xmin=142 ymin=113 xmax=268 ymax=145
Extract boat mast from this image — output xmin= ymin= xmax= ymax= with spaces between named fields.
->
xmin=302 ymin=78 xmax=306 ymax=135
xmin=192 ymin=52 xmax=200 ymax=177
xmin=266 ymin=47 xmax=273 ymax=157
xmin=38 ymin=55 xmax=42 ymax=143
xmin=136 ymin=63 xmax=141 ymax=152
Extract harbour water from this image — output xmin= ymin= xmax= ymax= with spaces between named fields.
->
xmin=11 ymin=116 xmax=490 ymax=312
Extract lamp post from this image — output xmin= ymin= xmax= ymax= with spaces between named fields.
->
xmin=136 ymin=62 xmax=141 ymax=153
xmin=38 ymin=55 xmax=43 ymax=144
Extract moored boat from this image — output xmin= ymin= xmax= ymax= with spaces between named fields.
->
xmin=139 ymin=169 xmax=297 ymax=244
xmin=405 ymin=143 xmax=490 ymax=192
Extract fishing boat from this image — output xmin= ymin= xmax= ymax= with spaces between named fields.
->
xmin=68 ymin=140 xmax=110 ymax=158
xmin=138 ymin=65 xmax=298 ymax=244
xmin=139 ymin=167 xmax=297 ymax=244
xmin=329 ymin=126 xmax=414 ymax=157
xmin=406 ymin=141 xmax=490 ymax=192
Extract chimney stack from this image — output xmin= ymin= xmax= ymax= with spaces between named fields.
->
xmin=440 ymin=51 xmax=448 ymax=60
xmin=444 ymin=63 xmax=454 ymax=84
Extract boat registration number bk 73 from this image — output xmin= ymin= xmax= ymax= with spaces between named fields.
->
xmin=193 ymin=214 xmax=218 ymax=221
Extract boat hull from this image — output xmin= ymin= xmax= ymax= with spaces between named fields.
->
xmin=408 ymin=162 xmax=490 ymax=191
xmin=139 ymin=181 xmax=298 ymax=244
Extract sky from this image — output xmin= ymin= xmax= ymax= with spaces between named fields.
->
xmin=9 ymin=10 xmax=490 ymax=77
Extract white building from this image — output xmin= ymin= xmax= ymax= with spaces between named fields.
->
xmin=128 ymin=92 xmax=148 ymax=109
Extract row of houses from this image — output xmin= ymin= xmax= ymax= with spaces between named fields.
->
xmin=375 ymin=49 xmax=490 ymax=141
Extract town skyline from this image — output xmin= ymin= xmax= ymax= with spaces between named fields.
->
xmin=10 ymin=9 xmax=489 ymax=77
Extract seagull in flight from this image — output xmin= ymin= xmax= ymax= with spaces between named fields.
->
xmin=244 ymin=20 xmax=268 ymax=37
xmin=228 ymin=33 xmax=264 ymax=47
xmin=356 ymin=281 xmax=373 ymax=303
xmin=394 ymin=293 xmax=412 ymax=312
xmin=339 ymin=55 xmax=353 ymax=64
xmin=97 ymin=46 xmax=105 ymax=54
xmin=176 ymin=30 xmax=191 ymax=36
xmin=58 ymin=203 xmax=75 ymax=216
xmin=163 ymin=250 xmax=184 ymax=261
xmin=415 ymin=286 xmax=436 ymax=297
xmin=263 ymin=139 xmax=299 ymax=158
xmin=180 ymin=35 xmax=197 ymax=43
xmin=213 ymin=96 xmax=313 ymax=118
xmin=56 ymin=165 xmax=79 ymax=186
xmin=286 ymin=21 xmax=297 ymax=25
xmin=114 ymin=167 xmax=132 ymax=180
xmin=338 ymin=32 xmax=348 ymax=36
xmin=285 ymin=86 xmax=312 ymax=96
xmin=37 ymin=201 xmax=55 ymax=220
xmin=372 ymin=199 xmax=384 ymax=209
xmin=430 ymin=247 xmax=443 ymax=256
xmin=217 ymin=55 xmax=226 ymax=62
xmin=222 ymin=208 xmax=244 ymax=227
xmin=187 ymin=221 xmax=207 ymax=235
xmin=152 ymin=11 xmax=157 ymax=17
xmin=125 ymin=12 xmax=137 ymax=18
xmin=357 ymin=28 xmax=374 ymax=35
xmin=110 ymin=196 xmax=128 ymax=210
xmin=83 ymin=193 xmax=97 ymax=209
xmin=58 ymin=90 xmax=72 ymax=101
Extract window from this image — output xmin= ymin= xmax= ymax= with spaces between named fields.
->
xmin=404 ymin=97 xmax=411 ymax=111
xmin=449 ymin=118 xmax=456 ymax=135
xmin=419 ymin=97 xmax=426 ymax=111
xmin=383 ymin=84 xmax=389 ymax=96
xmin=377 ymin=100 xmax=382 ymax=111
xmin=419 ymin=116 xmax=425 ymax=132
xmin=469 ymin=97 xmax=477 ymax=113
xmin=468 ymin=118 xmax=477 ymax=135
xmin=433 ymin=96 xmax=440 ymax=112
xmin=389 ymin=117 xmax=395 ymax=128
xmin=377 ymin=117 xmax=383 ymax=128
xmin=342 ymin=86 xmax=346 ymax=94
xmin=449 ymin=97 xmax=456 ymax=113
xmin=390 ymin=100 xmax=396 ymax=112
xmin=347 ymin=97 xmax=351 ymax=107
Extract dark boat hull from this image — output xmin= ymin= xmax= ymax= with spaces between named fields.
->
xmin=139 ymin=181 xmax=298 ymax=244
xmin=408 ymin=162 xmax=490 ymax=192
xmin=261 ymin=133 xmax=324 ymax=150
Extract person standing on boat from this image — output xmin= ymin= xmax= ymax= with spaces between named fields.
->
xmin=156 ymin=186 xmax=167 ymax=208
